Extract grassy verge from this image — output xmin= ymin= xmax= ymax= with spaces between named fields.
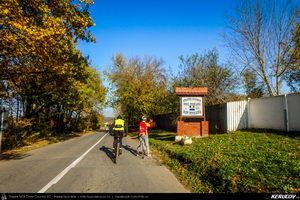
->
xmin=0 ymin=131 xmax=95 ymax=160
xmin=130 ymin=129 xmax=300 ymax=193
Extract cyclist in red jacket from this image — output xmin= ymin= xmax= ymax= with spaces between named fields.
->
xmin=137 ymin=116 xmax=154 ymax=158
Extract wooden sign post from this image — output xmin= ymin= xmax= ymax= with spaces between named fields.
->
xmin=175 ymin=87 xmax=209 ymax=141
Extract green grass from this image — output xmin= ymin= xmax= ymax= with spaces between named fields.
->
xmin=130 ymin=129 xmax=300 ymax=193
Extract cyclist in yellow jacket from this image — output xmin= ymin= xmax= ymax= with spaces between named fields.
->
xmin=112 ymin=115 xmax=128 ymax=154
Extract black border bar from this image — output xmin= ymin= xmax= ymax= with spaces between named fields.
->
xmin=1 ymin=193 xmax=299 ymax=200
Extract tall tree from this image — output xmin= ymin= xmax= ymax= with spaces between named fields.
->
xmin=106 ymin=54 xmax=169 ymax=125
xmin=176 ymin=49 xmax=238 ymax=105
xmin=0 ymin=0 xmax=106 ymax=141
xmin=0 ymin=0 xmax=95 ymax=84
xmin=224 ymin=0 xmax=296 ymax=95
xmin=286 ymin=9 xmax=300 ymax=92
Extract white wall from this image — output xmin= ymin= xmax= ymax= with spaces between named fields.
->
xmin=206 ymin=93 xmax=300 ymax=132
xmin=287 ymin=93 xmax=300 ymax=131
xmin=248 ymin=96 xmax=286 ymax=130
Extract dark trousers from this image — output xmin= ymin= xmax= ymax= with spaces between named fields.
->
xmin=113 ymin=130 xmax=124 ymax=149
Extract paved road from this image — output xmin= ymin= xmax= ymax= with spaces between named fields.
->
xmin=0 ymin=132 xmax=189 ymax=193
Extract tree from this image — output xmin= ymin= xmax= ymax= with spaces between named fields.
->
xmin=0 ymin=0 xmax=95 ymax=84
xmin=176 ymin=49 xmax=238 ymax=105
xmin=242 ymin=69 xmax=265 ymax=98
xmin=106 ymin=53 xmax=169 ymax=125
xmin=0 ymin=0 xmax=106 ymax=148
xmin=0 ymin=0 xmax=98 ymax=124
xmin=286 ymin=9 xmax=300 ymax=92
xmin=49 ymin=55 xmax=106 ymax=132
xmin=224 ymin=0 xmax=296 ymax=95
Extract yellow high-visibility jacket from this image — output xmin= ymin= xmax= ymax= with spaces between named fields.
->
xmin=113 ymin=119 xmax=125 ymax=131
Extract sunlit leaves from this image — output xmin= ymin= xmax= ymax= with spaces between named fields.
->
xmin=176 ymin=49 xmax=238 ymax=105
xmin=0 ymin=0 xmax=105 ymax=135
xmin=106 ymin=54 xmax=168 ymax=124
xmin=0 ymin=0 xmax=95 ymax=80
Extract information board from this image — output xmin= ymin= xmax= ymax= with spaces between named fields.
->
xmin=181 ymin=97 xmax=203 ymax=116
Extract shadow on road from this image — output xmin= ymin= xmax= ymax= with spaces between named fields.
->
xmin=123 ymin=145 xmax=138 ymax=156
xmin=0 ymin=153 xmax=31 ymax=161
xmin=99 ymin=146 xmax=115 ymax=163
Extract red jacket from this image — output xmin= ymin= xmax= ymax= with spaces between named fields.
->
xmin=139 ymin=121 xmax=153 ymax=136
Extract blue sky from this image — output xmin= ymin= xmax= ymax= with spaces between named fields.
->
xmin=77 ymin=0 xmax=297 ymax=117
xmin=78 ymin=0 xmax=236 ymax=70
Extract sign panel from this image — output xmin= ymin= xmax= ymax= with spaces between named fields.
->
xmin=181 ymin=97 xmax=203 ymax=116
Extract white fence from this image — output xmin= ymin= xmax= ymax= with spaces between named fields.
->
xmin=286 ymin=93 xmax=300 ymax=131
xmin=206 ymin=93 xmax=300 ymax=133
xmin=227 ymin=100 xmax=248 ymax=132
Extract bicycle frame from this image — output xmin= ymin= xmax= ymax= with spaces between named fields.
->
xmin=114 ymin=136 xmax=121 ymax=164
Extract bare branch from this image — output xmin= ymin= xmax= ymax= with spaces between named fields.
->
xmin=224 ymin=0 xmax=296 ymax=95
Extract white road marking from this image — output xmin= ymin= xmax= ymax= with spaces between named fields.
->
xmin=38 ymin=133 xmax=108 ymax=193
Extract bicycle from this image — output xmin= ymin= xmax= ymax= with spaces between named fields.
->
xmin=137 ymin=136 xmax=147 ymax=159
xmin=114 ymin=136 xmax=121 ymax=164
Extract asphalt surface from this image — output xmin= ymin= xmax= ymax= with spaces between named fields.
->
xmin=0 ymin=132 xmax=189 ymax=193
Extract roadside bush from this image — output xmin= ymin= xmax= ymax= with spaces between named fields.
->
xmin=2 ymin=118 xmax=37 ymax=150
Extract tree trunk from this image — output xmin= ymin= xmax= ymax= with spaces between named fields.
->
xmin=258 ymin=57 xmax=275 ymax=96
xmin=16 ymin=96 xmax=20 ymax=121
xmin=275 ymin=75 xmax=280 ymax=95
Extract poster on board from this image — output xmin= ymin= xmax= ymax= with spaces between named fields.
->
xmin=181 ymin=97 xmax=203 ymax=116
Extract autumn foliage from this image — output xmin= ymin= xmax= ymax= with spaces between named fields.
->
xmin=0 ymin=0 xmax=106 ymax=149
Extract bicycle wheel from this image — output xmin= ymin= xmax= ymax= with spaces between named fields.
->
xmin=115 ymin=139 xmax=120 ymax=164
